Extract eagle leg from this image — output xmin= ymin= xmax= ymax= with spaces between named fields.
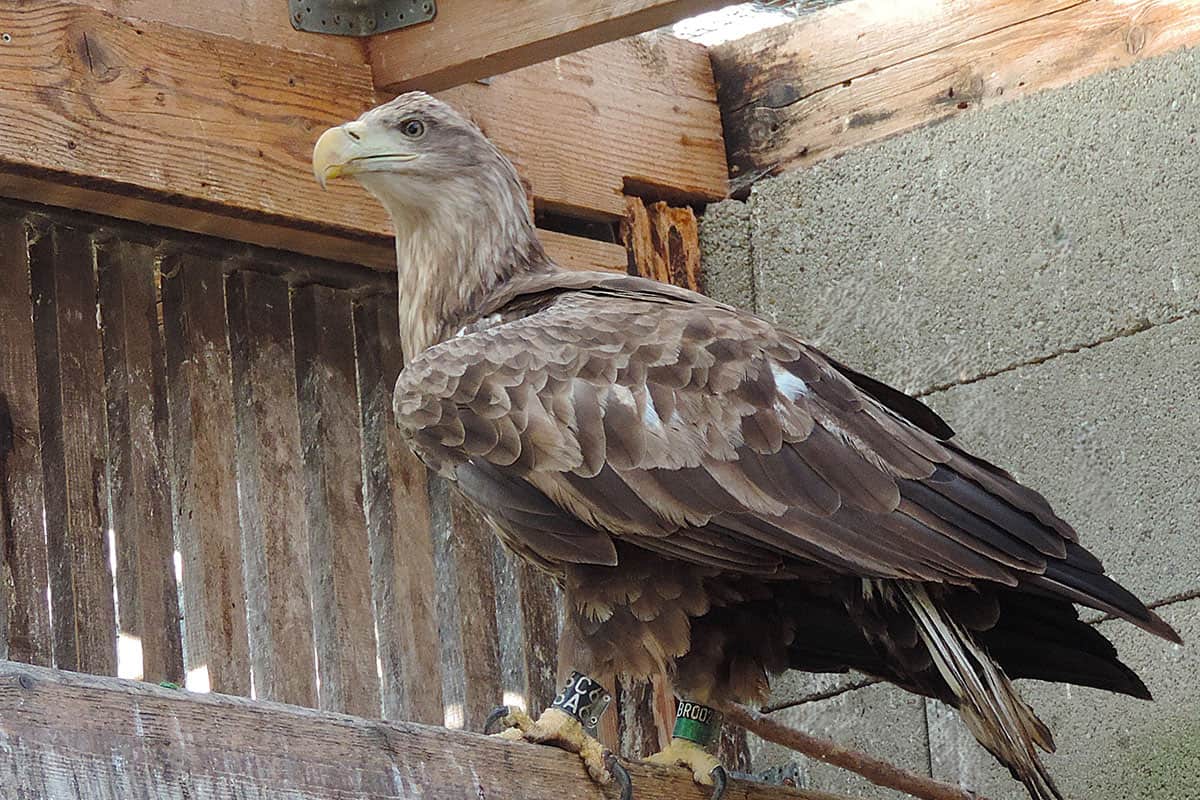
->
xmin=643 ymin=700 xmax=727 ymax=800
xmin=485 ymin=672 xmax=633 ymax=800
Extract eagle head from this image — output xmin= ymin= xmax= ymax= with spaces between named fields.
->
xmin=312 ymin=91 xmax=522 ymax=218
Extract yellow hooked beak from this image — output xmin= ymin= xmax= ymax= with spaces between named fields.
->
xmin=312 ymin=121 xmax=417 ymax=189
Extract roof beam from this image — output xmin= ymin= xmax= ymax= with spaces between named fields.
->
xmin=712 ymin=0 xmax=1200 ymax=195
xmin=0 ymin=662 xmax=847 ymax=800
xmin=369 ymin=0 xmax=732 ymax=93
xmin=0 ymin=2 xmax=725 ymax=272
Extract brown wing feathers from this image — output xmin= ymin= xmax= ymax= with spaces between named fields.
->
xmin=394 ymin=273 xmax=1177 ymax=641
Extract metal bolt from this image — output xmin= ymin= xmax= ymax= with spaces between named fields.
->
xmin=1 ymin=33 xmax=12 ymax=43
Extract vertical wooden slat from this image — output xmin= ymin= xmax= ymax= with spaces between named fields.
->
xmin=30 ymin=223 xmax=117 ymax=675
xmin=226 ymin=269 xmax=317 ymax=707
xmin=517 ymin=561 xmax=560 ymax=716
xmin=0 ymin=215 xmax=52 ymax=667
xmin=161 ymin=253 xmax=250 ymax=696
xmin=448 ymin=494 xmax=504 ymax=731
xmin=354 ymin=296 xmax=443 ymax=724
xmin=292 ymin=284 xmax=381 ymax=717
xmin=98 ymin=238 xmax=185 ymax=684
xmin=618 ymin=677 xmax=661 ymax=759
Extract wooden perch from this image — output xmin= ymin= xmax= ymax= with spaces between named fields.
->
xmin=0 ymin=662 xmax=854 ymax=800
xmin=725 ymin=704 xmax=989 ymax=800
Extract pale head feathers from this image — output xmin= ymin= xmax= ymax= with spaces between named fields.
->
xmin=326 ymin=92 xmax=552 ymax=361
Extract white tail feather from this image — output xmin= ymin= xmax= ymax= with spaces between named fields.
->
xmin=890 ymin=582 xmax=1064 ymax=800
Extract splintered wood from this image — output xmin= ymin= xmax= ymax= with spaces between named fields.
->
xmin=622 ymin=197 xmax=703 ymax=292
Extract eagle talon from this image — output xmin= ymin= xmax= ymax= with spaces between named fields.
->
xmin=607 ymin=752 xmax=634 ymax=800
xmin=709 ymin=765 xmax=727 ymax=800
xmin=484 ymin=704 xmax=512 ymax=734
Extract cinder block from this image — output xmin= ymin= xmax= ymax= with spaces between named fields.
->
xmin=747 ymin=46 xmax=1200 ymax=393
xmin=928 ymin=598 xmax=1198 ymax=800
xmin=698 ymin=198 xmax=755 ymax=309
xmin=747 ymin=682 xmax=931 ymax=800
xmin=925 ymin=314 xmax=1200 ymax=606
xmin=763 ymin=670 xmax=876 ymax=714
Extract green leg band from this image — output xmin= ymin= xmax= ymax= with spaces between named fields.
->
xmin=672 ymin=699 xmax=722 ymax=747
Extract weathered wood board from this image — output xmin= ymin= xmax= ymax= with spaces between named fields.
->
xmin=293 ymin=284 xmax=382 ymax=718
xmin=28 ymin=224 xmax=117 ymax=676
xmin=226 ymin=270 xmax=317 ymax=708
xmin=0 ymin=216 xmax=53 ymax=668
xmin=354 ymin=296 xmax=445 ymax=725
xmin=97 ymin=238 xmax=184 ymax=684
xmin=713 ymin=0 xmax=1200 ymax=194
xmin=161 ymin=251 xmax=252 ymax=697
xmin=0 ymin=661 xmax=847 ymax=800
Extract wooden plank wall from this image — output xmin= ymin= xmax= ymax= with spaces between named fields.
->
xmin=0 ymin=197 xmax=571 ymax=730
xmin=0 ymin=195 xmax=738 ymax=766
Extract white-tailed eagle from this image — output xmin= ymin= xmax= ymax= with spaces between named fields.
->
xmin=312 ymin=92 xmax=1179 ymax=800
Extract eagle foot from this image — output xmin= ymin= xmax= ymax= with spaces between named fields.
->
xmin=486 ymin=705 xmax=632 ymax=798
xmin=644 ymin=737 xmax=727 ymax=800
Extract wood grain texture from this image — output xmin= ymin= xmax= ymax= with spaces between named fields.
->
xmin=622 ymin=196 xmax=702 ymax=290
xmin=714 ymin=0 xmax=1200 ymax=193
xmin=447 ymin=493 xmax=504 ymax=731
xmin=226 ymin=270 xmax=317 ymax=708
xmin=97 ymin=237 xmax=184 ymax=684
xmin=353 ymin=296 xmax=444 ymax=724
xmin=29 ymin=224 xmax=117 ymax=676
xmin=161 ymin=252 xmax=251 ymax=696
xmin=517 ymin=561 xmax=561 ymax=716
xmin=292 ymin=284 xmax=381 ymax=718
xmin=540 ymin=230 xmax=628 ymax=273
xmin=438 ymin=34 xmax=728 ymax=220
xmin=369 ymin=0 xmax=727 ymax=93
xmin=0 ymin=3 xmax=725 ymax=271
xmin=0 ymin=1 xmax=378 ymax=256
xmin=85 ymin=0 xmax=367 ymax=65
xmin=0 ymin=661 xmax=846 ymax=800
xmin=0 ymin=215 xmax=52 ymax=668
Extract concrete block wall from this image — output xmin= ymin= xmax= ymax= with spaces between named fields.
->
xmin=699 ymin=44 xmax=1199 ymax=800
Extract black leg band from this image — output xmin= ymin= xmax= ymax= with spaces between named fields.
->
xmin=551 ymin=671 xmax=612 ymax=730
xmin=672 ymin=699 xmax=722 ymax=747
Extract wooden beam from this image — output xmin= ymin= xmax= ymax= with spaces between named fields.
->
xmin=81 ymin=0 xmax=366 ymax=64
xmin=0 ymin=662 xmax=850 ymax=800
xmin=370 ymin=0 xmax=730 ymax=93
xmin=0 ymin=2 xmax=724 ymax=272
xmin=438 ymin=34 xmax=728 ymax=220
xmin=712 ymin=0 xmax=1200 ymax=194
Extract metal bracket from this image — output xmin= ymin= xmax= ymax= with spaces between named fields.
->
xmin=289 ymin=0 xmax=436 ymax=37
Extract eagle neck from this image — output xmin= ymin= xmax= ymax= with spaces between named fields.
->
xmin=388 ymin=174 xmax=554 ymax=363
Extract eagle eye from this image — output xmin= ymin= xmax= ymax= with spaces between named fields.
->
xmin=400 ymin=118 xmax=426 ymax=139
